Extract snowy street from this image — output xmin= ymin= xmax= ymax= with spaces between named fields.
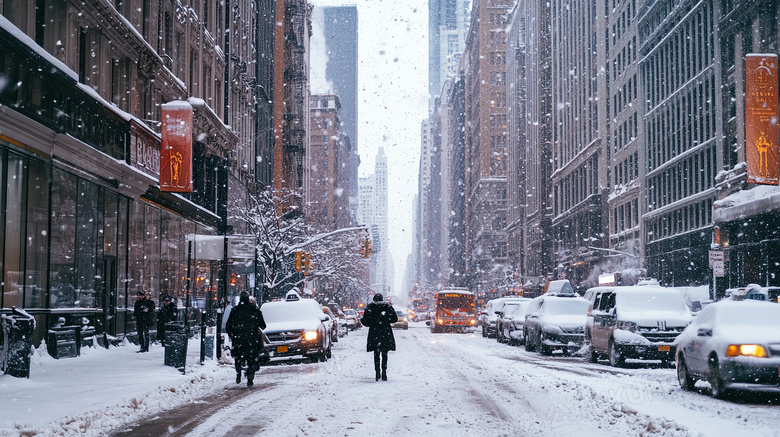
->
xmin=4 ymin=321 xmax=775 ymax=436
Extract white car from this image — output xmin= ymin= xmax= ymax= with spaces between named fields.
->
xmin=675 ymin=300 xmax=780 ymax=398
xmin=260 ymin=291 xmax=332 ymax=363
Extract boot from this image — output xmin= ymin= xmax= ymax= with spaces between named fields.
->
xmin=236 ymin=372 xmax=241 ymax=384
xmin=374 ymin=352 xmax=381 ymax=381
xmin=246 ymin=368 xmax=255 ymax=387
xmin=381 ymin=353 xmax=388 ymax=381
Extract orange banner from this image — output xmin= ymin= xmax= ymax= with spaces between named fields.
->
xmin=160 ymin=101 xmax=193 ymax=192
xmin=745 ymin=54 xmax=779 ymax=185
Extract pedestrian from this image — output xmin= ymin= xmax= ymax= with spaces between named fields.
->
xmin=134 ymin=291 xmax=155 ymax=352
xmin=225 ymin=291 xmax=267 ymax=387
xmin=360 ymin=293 xmax=398 ymax=381
xmin=157 ymin=294 xmax=179 ymax=343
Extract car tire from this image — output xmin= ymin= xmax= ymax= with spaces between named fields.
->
xmin=677 ymin=355 xmax=696 ymax=391
xmin=609 ymin=340 xmax=625 ymax=367
xmin=325 ymin=346 xmax=332 ymax=359
xmin=524 ymin=330 xmax=535 ymax=352
xmin=708 ymin=356 xmax=728 ymax=399
xmin=482 ymin=326 xmax=487 ymax=337
xmin=588 ymin=347 xmax=599 ymax=363
xmin=539 ymin=334 xmax=552 ymax=356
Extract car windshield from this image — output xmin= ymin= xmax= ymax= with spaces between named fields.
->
xmin=617 ymin=290 xmax=688 ymax=313
xmin=396 ymin=310 xmax=404 ymax=317
xmin=544 ymin=298 xmax=589 ymax=315
xmin=261 ymin=301 xmax=320 ymax=323
xmin=344 ymin=309 xmax=357 ymax=316
xmin=501 ymin=303 xmax=521 ymax=315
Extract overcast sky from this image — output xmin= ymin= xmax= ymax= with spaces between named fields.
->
xmin=310 ymin=0 xmax=429 ymax=296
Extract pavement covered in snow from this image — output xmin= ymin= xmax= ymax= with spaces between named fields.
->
xmin=1 ymin=323 xmax=778 ymax=436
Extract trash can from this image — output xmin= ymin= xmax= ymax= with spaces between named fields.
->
xmin=163 ymin=322 xmax=187 ymax=373
xmin=1 ymin=308 xmax=36 ymax=378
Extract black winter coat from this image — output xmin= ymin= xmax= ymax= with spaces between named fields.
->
xmin=225 ymin=302 xmax=267 ymax=361
xmin=134 ymin=298 xmax=156 ymax=327
xmin=361 ymin=301 xmax=398 ymax=352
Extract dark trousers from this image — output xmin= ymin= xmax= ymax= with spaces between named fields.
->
xmin=234 ymin=350 xmax=259 ymax=380
xmin=138 ymin=324 xmax=151 ymax=351
xmin=373 ymin=350 xmax=388 ymax=374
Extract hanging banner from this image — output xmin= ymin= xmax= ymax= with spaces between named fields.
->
xmin=160 ymin=101 xmax=194 ymax=192
xmin=745 ymin=54 xmax=779 ymax=185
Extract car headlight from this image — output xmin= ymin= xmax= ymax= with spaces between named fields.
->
xmin=303 ymin=330 xmax=318 ymax=341
xmin=437 ymin=319 xmax=444 ymax=325
xmin=726 ymin=344 xmax=767 ymax=358
xmin=543 ymin=325 xmax=563 ymax=334
xmin=616 ymin=321 xmax=638 ymax=332
xmin=470 ymin=319 xmax=476 ymax=325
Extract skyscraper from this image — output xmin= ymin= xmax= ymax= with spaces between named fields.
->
xmin=356 ymin=149 xmax=389 ymax=295
xmin=321 ymin=6 xmax=360 ymax=221
xmin=429 ymin=0 xmax=471 ymax=104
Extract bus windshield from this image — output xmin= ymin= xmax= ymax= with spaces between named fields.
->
xmin=436 ymin=293 xmax=474 ymax=316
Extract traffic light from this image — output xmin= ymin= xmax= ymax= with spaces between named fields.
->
xmin=295 ymin=250 xmax=303 ymax=272
xmin=361 ymin=239 xmax=371 ymax=258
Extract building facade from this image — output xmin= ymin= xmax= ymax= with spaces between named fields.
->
xmin=429 ymin=0 xmax=472 ymax=104
xmin=462 ymin=0 xmax=513 ymax=295
xmin=0 ymin=0 xmax=265 ymax=346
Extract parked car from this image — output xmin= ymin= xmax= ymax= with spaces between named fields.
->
xmin=496 ymin=298 xmax=532 ymax=345
xmin=260 ymin=290 xmax=332 ymax=363
xmin=391 ymin=308 xmax=409 ymax=330
xmin=586 ymin=286 xmax=692 ymax=367
xmin=481 ymin=297 xmax=520 ymax=338
xmin=675 ymin=300 xmax=780 ymax=398
xmin=322 ymin=306 xmax=339 ymax=343
xmin=524 ymin=293 xmax=590 ymax=355
xmin=744 ymin=284 xmax=780 ymax=303
xmin=343 ymin=308 xmax=360 ymax=331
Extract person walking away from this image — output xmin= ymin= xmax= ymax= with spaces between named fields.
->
xmin=225 ymin=291 xmax=267 ymax=387
xmin=134 ymin=291 xmax=155 ymax=352
xmin=361 ymin=293 xmax=398 ymax=381
xmin=157 ymin=295 xmax=179 ymax=343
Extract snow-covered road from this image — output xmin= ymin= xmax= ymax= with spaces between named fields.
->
xmin=110 ymin=322 xmax=779 ymax=437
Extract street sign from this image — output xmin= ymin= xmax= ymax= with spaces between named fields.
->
xmin=709 ymin=250 xmax=723 ymax=267
xmin=712 ymin=260 xmax=725 ymax=277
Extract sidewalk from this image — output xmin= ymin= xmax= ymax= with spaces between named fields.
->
xmin=0 ymin=338 xmax=234 ymax=436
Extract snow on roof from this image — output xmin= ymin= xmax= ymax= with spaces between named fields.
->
xmin=713 ymin=185 xmax=780 ymax=223
xmin=0 ymin=15 xmax=78 ymax=81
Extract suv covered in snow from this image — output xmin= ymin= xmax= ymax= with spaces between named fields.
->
xmin=585 ymin=286 xmax=692 ymax=367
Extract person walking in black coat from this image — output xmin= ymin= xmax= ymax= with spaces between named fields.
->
xmin=225 ymin=291 xmax=267 ymax=387
xmin=133 ymin=291 xmax=155 ymax=352
xmin=361 ymin=293 xmax=398 ymax=381
xmin=157 ymin=295 xmax=179 ymax=343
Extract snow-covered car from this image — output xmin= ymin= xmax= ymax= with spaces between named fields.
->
xmin=322 ymin=306 xmax=339 ymax=343
xmin=496 ymin=298 xmax=532 ymax=345
xmin=260 ymin=291 xmax=332 ymax=363
xmin=744 ymin=284 xmax=780 ymax=303
xmin=391 ymin=309 xmax=409 ymax=330
xmin=343 ymin=308 xmax=360 ymax=330
xmin=480 ymin=297 xmax=521 ymax=338
xmin=586 ymin=286 xmax=692 ymax=367
xmin=524 ymin=294 xmax=589 ymax=355
xmin=675 ymin=300 xmax=780 ymax=398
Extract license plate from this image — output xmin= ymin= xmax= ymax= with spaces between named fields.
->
xmin=276 ymin=345 xmax=288 ymax=353
xmin=658 ymin=345 xmax=671 ymax=352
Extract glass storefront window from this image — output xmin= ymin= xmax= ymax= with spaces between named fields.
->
xmin=117 ymin=197 xmax=129 ymax=309
xmin=49 ymin=168 xmax=77 ymax=309
xmin=24 ymin=159 xmax=49 ymax=308
xmin=3 ymin=153 xmax=24 ymax=308
xmin=144 ymin=204 xmax=160 ymax=302
xmin=75 ymin=180 xmax=98 ymax=308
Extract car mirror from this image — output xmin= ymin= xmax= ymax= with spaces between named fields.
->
xmin=495 ymin=311 xmax=504 ymax=316
xmin=697 ymin=328 xmax=712 ymax=337
xmin=425 ymin=320 xmax=431 ymax=326
xmin=319 ymin=314 xmax=329 ymax=322
xmin=690 ymin=301 xmax=702 ymax=312
xmin=608 ymin=308 xmax=616 ymax=316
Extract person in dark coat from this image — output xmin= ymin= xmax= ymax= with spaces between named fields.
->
xmin=156 ymin=295 xmax=179 ymax=343
xmin=361 ymin=293 xmax=398 ymax=381
xmin=134 ymin=291 xmax=156 ymax=352
xmin=225 ymin=291 xmax=267 ymax=387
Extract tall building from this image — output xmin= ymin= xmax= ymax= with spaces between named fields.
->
xmin=506 ymin=1 xmax=527 ymax=282
xmin=605 ymin=0 xmax=642 ymax=268
xmin=639 ymin=0 xmax=720 ymax=287
xmin=0 ymin=0 xmax=266 ymax=345
xmin=429 ymin=0 xmax=472 ymax=104
xmin=273 ymin=0 xmax=311 ymax=209
xmin=549 ymin=0 xmax=609 ymax=284
xmin=321 ymin=6 xmax=360 ymax=221
xmin=462 ymin=0 xmax=513 ymax=296
xmin=712 ymin=0 xmax=780 ymax=295
xmin=356 ymin=149 xmax=388 ymax=295
xmin=308 ymin=95 xmax=350 ymax=230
